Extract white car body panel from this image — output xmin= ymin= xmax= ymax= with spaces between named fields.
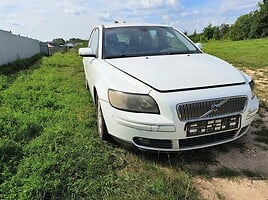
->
xmin=80 ymin=23 xmax=259 ymax=151
xmin=105 ymin=54 xmax=245 ymax=91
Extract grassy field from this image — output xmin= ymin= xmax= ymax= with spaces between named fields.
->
xmin=203 ymin=38 xmax=268 ymax=69
xmin=0 ymin=38 xmax=267 ymax=199
xmin=0 ymin=52 xmax=199 ymax=199
xmin=204 ymin=38 xmax=268 ymax=105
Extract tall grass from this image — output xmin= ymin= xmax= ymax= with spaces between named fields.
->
xmin=0 ymin=54 xmax=42 ymax=75
xmin=0 ymin=52 xmax=199 ymax=199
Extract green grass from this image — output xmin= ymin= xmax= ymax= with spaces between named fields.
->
xmin=1 ymin=39 xmax=267 ymax=199
xmin=241 ymin=170 xmax=266 ymax=179
xmin=215 ymin=167 xmax=241 ymax=178
xmin=0 ymin=52 xmax=199 ymax=199
xmin=215 ymin=167 xmax=267 ymax=179
xmin=203 ymin=38 xmax=268 ymax=69
xmin=0 ymin=54 xmax=42 ymax=75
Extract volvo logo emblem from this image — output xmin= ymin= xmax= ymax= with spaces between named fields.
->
xmin=211 ymin=104 xmax=220 ymax=112
xmin=199 ymin=98 xmax=229 ymax=118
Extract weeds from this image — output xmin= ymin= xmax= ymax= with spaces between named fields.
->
xmin=0 ymin=51 xmax=199 ymax=199
xmin=216 ymin=168 xmax=266 ymax=180
xmin=216 ymin=167 xmax=241 ymax=178
xmin=0 ymin=54 xmax=42 ymax=75
xmin=241 ymin=170 xmax=266 ymax=179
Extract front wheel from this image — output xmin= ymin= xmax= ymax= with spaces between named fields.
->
xmin=97 ymin=96 xmax=110 ymax=141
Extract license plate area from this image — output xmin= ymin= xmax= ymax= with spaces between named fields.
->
xmin=185 ymin=115 xmax=241 ymax=137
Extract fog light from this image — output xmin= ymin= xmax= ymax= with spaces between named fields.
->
xmin=190 ymin=124 xmax=198 ymax=128
xmin=137 ymin=138 xmax=150 ymax=145
xmin=189 ymin=128 xmax=198 ymax=133
xmin=215 ymin=127 xmax=221 ymax=131
xmin=133 ymin=137 xmax=172 ymax=149
xmin=230 ymin=122 xmax=237 ymax=126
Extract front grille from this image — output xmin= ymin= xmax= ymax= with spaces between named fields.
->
xmin=179 ymin=130 xmax=236 ymax=149
xmin=177 ymin=96 xmax=247 ymax=121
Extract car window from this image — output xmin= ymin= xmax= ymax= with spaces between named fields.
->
xmin=103 ymin=26 xmax=201 ymax=59
xmin=89 ymin=29 xmax=99 ymax=56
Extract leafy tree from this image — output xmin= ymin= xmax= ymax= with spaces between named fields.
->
xmin=66 ymin=38 xmax=87 ymax=44
xmin=248 ymin=10 xmax=262 ymax=39
xmin=190 ymin=0 xmax=267 ymax=41
xmin=203 ymin=24 xmax=215 ymax=40
xmin=229 ymin=0 xmax=267 ymax=40
xmin=257 ymin=0 xmax=268 ymax=37
xmin=219 ymin=23 xmax=230 ymax=38
xmin=228 ymin=14 xmax=253 ymax=40
xmin=212 ymin=27 xmax=221 ymax=40
xmin=52 ymin=38 xmax=65 ymax=46
xmin=189 ymin=30 xmax=201 ymax=42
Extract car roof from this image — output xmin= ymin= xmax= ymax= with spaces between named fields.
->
xmin=102 ymin=23 xmax=172 ymax=29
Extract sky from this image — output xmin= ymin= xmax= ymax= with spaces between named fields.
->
xmin=0 ymin=0 xmax=261 ymax=42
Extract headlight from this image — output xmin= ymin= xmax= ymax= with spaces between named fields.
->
xmin=108 ymin=90 xmax=160 ymax=114
xmin=249 ymin=79 xmax=255 ymax=99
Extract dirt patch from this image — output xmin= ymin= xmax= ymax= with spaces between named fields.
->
xmin=194 ymin=178 xmax=268 ymax=200
xmin=208 ymin=114 xmax=268 ymax=176
xmin=242 ymin=67 xmax=268 ymax=103
xmin=194 ymin=108 xmax=268 ymax=199
xmin=195 ymin=67 xmax=268 ymax=199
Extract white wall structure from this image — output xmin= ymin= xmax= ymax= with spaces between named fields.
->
xmin=0 ymin=30 xmax=40 ymax=66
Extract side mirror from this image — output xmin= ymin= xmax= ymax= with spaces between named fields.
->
xmin=79 ymin=47 xmax=96 ymax=57
xmin=195 ymin=43 xmax=203 ymax=50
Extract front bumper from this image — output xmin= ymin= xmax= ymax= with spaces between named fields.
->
xmin=100 ymin=89 xmax=259 ymax=151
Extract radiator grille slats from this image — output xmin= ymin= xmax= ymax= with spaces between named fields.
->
xmin=177 ymin=96 xmax=247 ymax=121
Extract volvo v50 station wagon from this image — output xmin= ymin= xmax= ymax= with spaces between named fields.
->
xmin=79 ymin=24 xmax=259 ymax=151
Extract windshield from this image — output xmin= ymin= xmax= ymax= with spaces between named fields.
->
xmin=103 ymin=26 xmax=201 ymax=59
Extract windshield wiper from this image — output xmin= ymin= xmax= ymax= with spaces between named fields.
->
xmin=104 ymin=50 xmax=201 ymax=59
xmin=105 ymin=53 xmax=149 ymax=59
xmin=159 ymin=51 xmax=192 ymax=55
xmin=104 ymin=54 xmax=130 ymax=59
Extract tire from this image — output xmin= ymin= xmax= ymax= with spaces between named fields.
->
xmin=96 ymin=96 xmax=110 ymax=141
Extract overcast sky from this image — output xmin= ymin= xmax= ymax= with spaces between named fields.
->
xmin=0 ymin=0 xmax=261 ymax=42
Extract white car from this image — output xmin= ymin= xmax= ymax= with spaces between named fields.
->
xmin=79 ymin=23 xmax=259 ymax=151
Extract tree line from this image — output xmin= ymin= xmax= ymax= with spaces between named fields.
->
xmin=189 ymin=0 xmax=267 ymax=42
xmin=51 ymin=38 xmax=87 ymax=46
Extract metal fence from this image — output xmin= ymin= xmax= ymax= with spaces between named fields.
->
xmin=41 ymin=43 xmax=66 ymax=56
xmin=0 ymin=30 xmax=40 ymax=66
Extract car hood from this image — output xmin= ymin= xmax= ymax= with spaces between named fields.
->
xmin=105 ymin=53 xmax=245 ymax=92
